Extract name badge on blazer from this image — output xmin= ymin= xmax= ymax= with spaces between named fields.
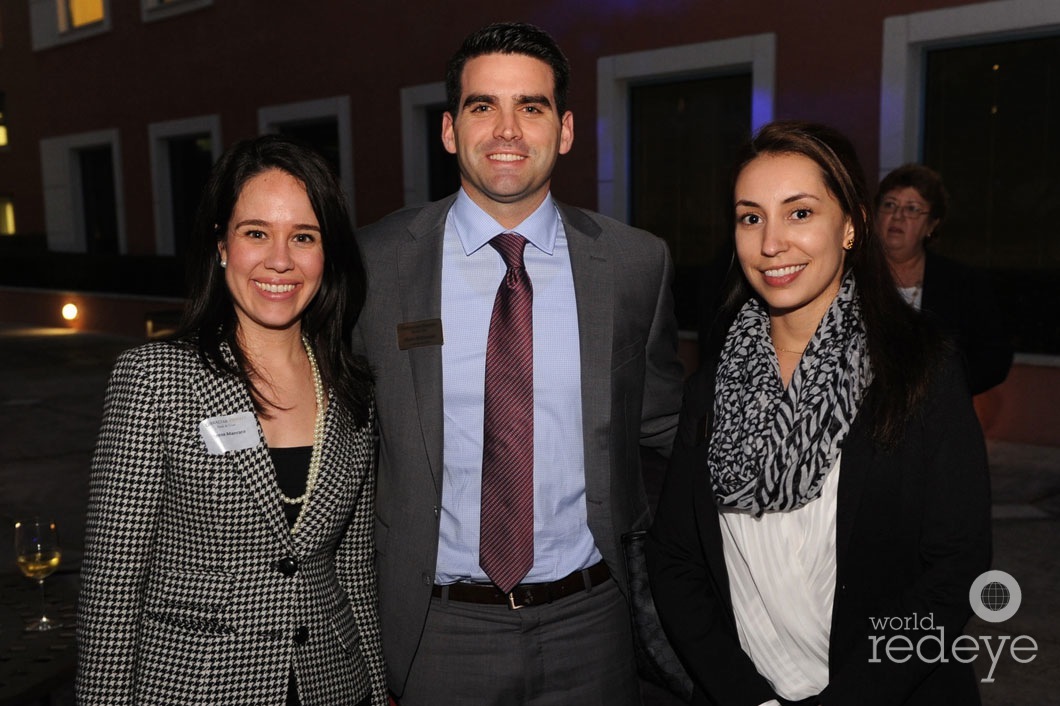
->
xmin=199 ymin=412 xmax=259 ymax=454
xmin=397 ymin=318 xmax=444 ymax=350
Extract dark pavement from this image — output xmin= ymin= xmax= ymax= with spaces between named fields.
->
xmin=0 ymin=324 xmax=1057 ymax=704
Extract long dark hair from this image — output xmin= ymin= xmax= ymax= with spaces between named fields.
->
xmin=175 ymin=134 xmax=373 ymax=426
xmin=705 ymin=120 xmax=945 ymax=446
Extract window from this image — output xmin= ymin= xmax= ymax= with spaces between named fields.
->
xmin=29 ymin=0 xmax=110 ymax=49
xmin=0 ymin=92 xmax=8 ymax=148
xmin=0 ymin=196 xmax=15 ymax=235
xmin=880 ymin=0 xmax=1060 ymax=355
xmin=922 ymin=36 xmax=1060 ymax=354
xmin=165 ymin=136 xmax=212 ymax=257
xmin=400 ymin=82 xmax=459 ymax=206
xmin=141 ymin=0 xmax=212 ymax=23
xmin=629 ymin=75 xmax=751 ymax=330
xmin=40 ymin=129 xmax=125 ymax=253
xmin=597 ymin=35 xmax=775 ymax=333
xmin=78 ymin=144 xmax=119 ymax=254
xmin=60 ymin=0 xmax=104 ymax=31
xmin=277 ymin=119 xmax=342 ymax=178
xmin=423 ymin=105 xmax=460 ymax=201
xmin=259 ymin=97 xmax=355 ymax=221
xmin=149 ymin=116 xmax=221 ymax=256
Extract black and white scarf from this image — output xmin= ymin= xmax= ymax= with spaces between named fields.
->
xmin=708 ymin=274 xmax=873 ymax=516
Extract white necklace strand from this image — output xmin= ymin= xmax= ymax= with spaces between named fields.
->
xmin=280 ymin=335 xmax=325 ymax=534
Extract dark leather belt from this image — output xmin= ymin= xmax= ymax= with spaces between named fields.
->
xmin=432 ymin=561 xmax=610 ymax=610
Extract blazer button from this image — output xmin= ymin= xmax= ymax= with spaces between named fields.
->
xmin=276 ymin=557 xmax=298 ymax=577
xmin=293 ymin=626 xmax=310 ymax=645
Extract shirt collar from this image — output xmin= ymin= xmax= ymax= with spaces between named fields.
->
xmin=450 ymin=188 xmax=559 ymax=256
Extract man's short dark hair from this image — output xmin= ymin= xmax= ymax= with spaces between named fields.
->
xmin=445 ymin=22 xmax=571 ymax=117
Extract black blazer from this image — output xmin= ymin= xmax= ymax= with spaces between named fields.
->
xmin=647 ymin=357 xmax=992 ymax=705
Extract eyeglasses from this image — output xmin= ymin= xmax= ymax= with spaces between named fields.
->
xmin=878 ymin=200 xmax=930 ymax=219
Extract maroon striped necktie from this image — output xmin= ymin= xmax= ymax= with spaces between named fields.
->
xmin=479 ymin=232 xmax=534 ymax=594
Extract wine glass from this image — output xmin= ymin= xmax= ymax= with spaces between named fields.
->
xmin=14 ymin=518 xmax=62 ymax=631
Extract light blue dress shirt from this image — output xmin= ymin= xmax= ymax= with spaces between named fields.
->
xmin=435 ymin=190 xmax=602 ymax=585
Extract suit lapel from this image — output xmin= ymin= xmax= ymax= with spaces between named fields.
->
xmin=194 ymin=348 xmax=293 ymax=549
xmin=290 ymin=397 xmax=352 ymax=551
xmin=399 ymin=197 xmax=453 ymax=493
xmin=559 ymin=202 xmax=611 ymax=510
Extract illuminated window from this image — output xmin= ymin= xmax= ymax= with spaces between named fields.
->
xmin=0 ymin=197 xmax=15 ymax=235
xmin=0 ymin=93 xmax=7 ymax=147
xmin=29 ymin=0 xmax=110 ymax=48
xmin=61 ymin=0 xmax=104 ymax=31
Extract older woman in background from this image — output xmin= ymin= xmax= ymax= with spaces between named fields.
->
xmin=876 ymin=163 xmax=1013 ymax=395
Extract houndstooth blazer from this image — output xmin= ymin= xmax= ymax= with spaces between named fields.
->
xmin=76 ymin=340 xmax=387 ymax=705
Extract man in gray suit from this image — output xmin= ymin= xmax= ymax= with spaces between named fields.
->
xmin=353 ymin=22 xmax=684 ymax=705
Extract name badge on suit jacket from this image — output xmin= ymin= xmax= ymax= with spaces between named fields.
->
xmin=199 ymin=412 xmax=259 ymax=454
xmin=397 ymin=318 xmax=444 ymax=350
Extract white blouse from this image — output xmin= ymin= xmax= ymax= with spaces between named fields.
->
xmin=719 ymin=455 xmax=841 ymax=702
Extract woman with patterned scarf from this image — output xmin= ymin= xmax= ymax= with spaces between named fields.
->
xmin=647 ymin=121 xmax=991 ymax=706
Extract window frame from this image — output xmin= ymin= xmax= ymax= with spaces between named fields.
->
xmin=596 ymin=34 xmax=776 ymax=224
xmin=147 ymin=115 xmax=222 ymax=256
xmin=29 ymin=0 xmax=111 ymax=50
xmin=39 ymin=128 xmax=126 ymax=253
xmin=140 ymin=0 xmax=212 ymax=23
xmin=399 ymin=81 xmax=447 ymax=207
xmin=258 ymin=96 xmax=355 ymax=223
xmin=879 ymin=0 xmax=1060 ymax=181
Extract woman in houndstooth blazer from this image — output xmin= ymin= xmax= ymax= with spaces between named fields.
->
xmin=77 ymin=136 xmax=387 ymax=705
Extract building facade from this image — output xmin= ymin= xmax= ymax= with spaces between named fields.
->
xmin=1 ymin=0 xmax=1058 ymax=442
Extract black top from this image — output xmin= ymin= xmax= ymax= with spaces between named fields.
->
xmin=270 ymin=446 xmax=310 ymax=527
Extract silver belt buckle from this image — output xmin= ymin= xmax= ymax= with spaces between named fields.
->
xmin=507 ymin=590 xmax=528 ymax=610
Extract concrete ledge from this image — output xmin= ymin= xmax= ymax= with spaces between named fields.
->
xmin=0 ymin=287 xmax=183 ymax=340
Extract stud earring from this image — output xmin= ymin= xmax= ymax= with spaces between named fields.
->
xmin=844 ymin=237 xmax=854 ymax=251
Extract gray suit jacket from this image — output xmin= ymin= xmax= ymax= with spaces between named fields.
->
xmin=77 ymin=341 xmax=387 ymax=705
xmin=352 ymin=195 xmax=685 ymax=694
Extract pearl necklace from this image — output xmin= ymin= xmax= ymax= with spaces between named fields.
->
xmin=280 ymin=335 xmax=325 ymax=534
